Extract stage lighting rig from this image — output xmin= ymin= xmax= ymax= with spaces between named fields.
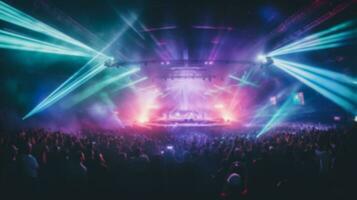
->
xmin=105 ymin=59 xmax=258 ymax=69
xmin=257 ymin=54 xmax=267 ymax=63
xmin=257 ymin=54 xmax=274 ymax=68
xmin=104 ymin=57 xmax=115 ymax=68
xmin=264 ymin=57 xmax=274 ymax=67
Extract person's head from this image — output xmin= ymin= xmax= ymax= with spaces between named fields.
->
xmin=226 ymin=173 xmax=242 ymax=187
xmin=230 ymin=161 xmax=241 ymax=173
xmin=8 ymin=145 xmax=18 ymax=160
xmin=75 ymin=151 xmax=85 ymax=163
xmin=224 ymin=172 xmax=243 ymax=196
xmin=118 ymin=152 xmax=127 ymax=161
xmin=23 ymin=142 xmax=32 ymax=155
xmin=98 ymin=152 xmax=106 ymax=163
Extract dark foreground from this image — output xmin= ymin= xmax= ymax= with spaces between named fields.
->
xmin=1 ymin=125 xmax=356 ymax=200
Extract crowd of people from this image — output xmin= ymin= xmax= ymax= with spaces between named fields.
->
xmin=0 ymin=124 xmax=356 ymax=200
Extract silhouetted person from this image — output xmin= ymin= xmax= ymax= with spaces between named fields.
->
xmin=66 ymin=151 xmax=88 ymax=196
xmin=19 ymin=142 xmax=39 ymax=197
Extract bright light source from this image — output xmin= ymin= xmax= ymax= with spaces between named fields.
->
xmin=148 ymin=104 xmax=160 ymax=109
xmin=65 ymin=67 xmax=141 ymax=108
xmin=138 ymin=115 xmax=149 ymax=123
xmin=0 ymin=30 xmax=92 ymax=57
xmin=229 ymin=74 xmax=258 ymax=87
xmin=267 ymin=21 xmax=357 ymax=57
xmin=222 ymin=112 xmax=233 ymax=122
xmin=214 ymin=103 xmax=224 ymax=109
xmin=256 ymin=54 xmax=268 ymax=63
xmin=354 ymin=116 xmax=357 ymax=122
xmin=334 ymin=116 xmax=341 ymax=121
xmin=270 ymin=96 xmax=277 ymax=105
xmin=256 ymin=92 xmax=296 ymax=138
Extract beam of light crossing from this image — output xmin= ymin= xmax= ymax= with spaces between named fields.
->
xmin=112 ymin=76 xmax=148 ymax=92
xmin=239 ymin=69 xmax=254 ymax=86
xmin=23 ymin=60 xmax=106 ymax=119
xmin=269 ymin=30 xmax=357 ymax=56
xmin=274 ymin=60 xmax=356 ymax=113
xmin=274 ymin=59 xmax=357 ymax=103
xmin=29 ymin=55 xmax=106 ymax=109
xmin=283 ymin=30 xmax=356 ymax=49
xmin=248 ymin=86 xmax=297 ymax=127
xmin=256 ymin=93 xmax=296 ymax=138
xmin=23 ymin=12 xmax=142 ymax=119
xmin=274 ymin=59 xmax=357 ymax=86
xmin=118 ymin=13 xmax=145 ymax=40
xmin=271 ymin=21 xmax=353 ymax=52
xmin=0 ymin=1 xmax=103 ymax=56
xmin=100 ymin=93 xmax=116 ymax=110
xmin=213 ymin=84 xmax=230 ymax=93
xmin=229 ymin=74 xmax=258 ymax=87
xmin=66 ymin=67 xmax=141 ymax=108
xmin=246 ymin=104 xmax=273 ymax=127
xmin=268 ymin=21 xmax=357 ymax=56
xmin=0 ymin=30 xmax=92 ymax=57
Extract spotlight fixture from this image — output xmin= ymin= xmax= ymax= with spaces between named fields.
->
xmin=160 ymin=61 xmax=171 ymax=65
xmin=104 ymin=57 xmax=115 ymax=67
xmin=204 ymin=61 xmax=214 ymax=65
xmin=257 ymin=54 xmax=268 ymax=63
xmin=257 ymin=54 xmax=274 ymax=67
xmin=334 ymin=116 xmax=341 ymax=121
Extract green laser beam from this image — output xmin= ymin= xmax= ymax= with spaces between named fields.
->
xmin=275 ymin=21 xmax=354 ymax=52
xmin=274 ymin=59 xmax=357 ymax=103
xmin=273 ymin=59 xmax=356 ymax=86
xmin=256 ymin=90 xmax=297 ymax=138
xmin=274 ymin=60 xmax=356 ymax=113
xmin=112 ymin=76 xmax=148 ymax=92
xmin=269 ymin=21 xmax=356 ymax=56
xmin=268 ymin=21 xmax=357 ymax=56
xmin=65 ymin=67 xmax=141 ymax=108
xmin=22 ymin=15 xmax=141 ymax=119
xmin=278 ymin=29 xmax=356 ymax=51
xmin=23 ymin=61 xmax=106 ymax=119
xmin=0 ymin=29 xmax=92 ymax=57
xmin=0 ymin=1 xmax=102 ymax=56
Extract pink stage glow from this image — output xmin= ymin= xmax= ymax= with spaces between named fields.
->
xmin=116 ymin=75 xmax=254 ymax=127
